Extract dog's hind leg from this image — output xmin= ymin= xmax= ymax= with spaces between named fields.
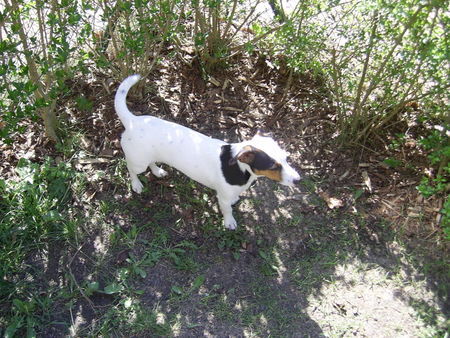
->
xmin=149 ymin=163 xmax=168 ymax=178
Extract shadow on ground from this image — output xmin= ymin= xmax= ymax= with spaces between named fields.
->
xmin=57 ymin=164 xmax=448 ymax=336
xmin=4 ymin=55 xmax=447 ymax=337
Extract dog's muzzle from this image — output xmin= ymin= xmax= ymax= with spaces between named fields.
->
xmin=281 ymin=166 xmax=301 ymax=187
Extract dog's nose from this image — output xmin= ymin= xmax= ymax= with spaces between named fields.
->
xmin=293 ymin=177 xmax=301 ymax=185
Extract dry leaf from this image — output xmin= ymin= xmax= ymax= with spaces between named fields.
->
xmin=222 ymin=107 xmax=243 ymax=111
xmin=77 ymin=158 xmax=111 ymax=165
xmin=319 ymin=191 xmax=344 ymax=209
xmin=339 ymin=170 xmax=350 ymax=181
xmin=362 ymin=170 xmax=372 ymax=192
xmin=209 ymin=77 xmax=220 ymax=86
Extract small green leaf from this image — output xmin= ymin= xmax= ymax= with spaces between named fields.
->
xmin=192 ymin=275 xmax=205 ymax=290
xmin=12 ymin=299 xmax=27 ymax=313
xmin=104 ymin=283 xmax=124 ymax=294
xmin=353 ymin=189 xmax=364 ymax=201
xmin=26 ymin=325 xmax=36 ymax=338
xmin=136 ymin=267 xmax=147 ymax=278
xmin=383 ymin=158 xmax=402 ymax=168
xmin=258 ymin=250 xmax=268 ymax=260
xmin=4 ymin=317 xmax=21 ymax=338
xmin=76 ymin=96 xmax=93 ymax=111
xmin=86 ymin=281 xmax=99 ymax=295
xmin=171 ymin=285 xmax=184 ymax=295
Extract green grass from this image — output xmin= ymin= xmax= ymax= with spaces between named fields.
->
xmin=90 ymin=299 xmax=173 ymax=337
xmin=200 ymin=278 xmax=303 ymax=336
xmin=1 ymin=153 xmax=448 ymax=337
xmin=289 ymin=215 xmax=374 ymax=293
xmin=0 ymin=158 xmax=80 ymax=336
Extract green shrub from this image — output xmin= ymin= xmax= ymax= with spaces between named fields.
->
xmin=270 ymin=0 xmax=448 ymax=144
xmin=1 ymin=0 xmax=85 ymax=141
xmin=189 ymin=0 xmax=280 ymax=72
xmin=417 ymin=127 xmax=449 ymax=239
xmin=92 ymin=0 xmax=182 ymax=78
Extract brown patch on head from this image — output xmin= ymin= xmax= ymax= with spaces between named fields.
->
xmin=236 ymin=146 xmax=256 ymax=164
xmin=253 ymin=167 xmax=283 ymax=182
xmin=232 ymin=145 xmax=283 ymax=182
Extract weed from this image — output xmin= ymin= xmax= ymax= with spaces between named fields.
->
xmin=409 ymin=298 xmax=449 ymax=336
xmin=300 ymin=177 xmax=318 ymax=193
xmin=75 ymin=96 xmax=93 ymax=112
xmin=105 ymin=225 xmax=200 ymax=301
xmin=291 ymin=217 xmax=367 ymax=293
xmin=388 ymin=133 xmax=407 ymax=150
xmin=171 ymin=275 xmax=205 ymax=301
xmin=211 ymin=294 xmax=236 ymax=322
xmin=112 ymin=158 xmax=131 ymax=188
xmin=258 ymin=248 xmax=280 ymax=276
xmin=0 ymin=157 xmax=80 ymax=336
xmin=167 ymin=245 xmax=199 ymax=271
xmin=92 ymin=297 xmax=172 ymax=337
xmin=383 ymin=157 xmax=403 ymax=169
xmin=283 ymin=214 xmax=304 ymax=228
xmin=214 ymin=227 xmax=247 ymax=260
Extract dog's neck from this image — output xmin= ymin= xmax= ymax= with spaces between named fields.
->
xmin=220 ymin=144 xmax=252 ymax=186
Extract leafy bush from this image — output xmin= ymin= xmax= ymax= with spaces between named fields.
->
xmin=87 ymin=0 xmax=182 ymax=78
xmin=1 ymin=0 xmax=85 ymax=141
xmin=270 ymin=0 xmax=325 ymax=74
xmin=189 ymin=0 xmax=279 ymax=71
xmin=267 ymin=0 xmax=449 ymax=239
xmin=271 ymin=0 xmax=448 ymax=144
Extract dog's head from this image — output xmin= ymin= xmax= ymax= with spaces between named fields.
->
xmin=230 ymin=131 xmax=301 ymax=186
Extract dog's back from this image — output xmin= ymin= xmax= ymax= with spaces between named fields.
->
xmin=115 ymin=75 xmax=228 ymax=191
xmin=122 ymin=115 xmax=227 ymax=190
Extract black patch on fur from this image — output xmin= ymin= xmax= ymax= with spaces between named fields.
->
xmin=250 ymin=149 xmax=277 ymax=171
xmin=220 ymin=145 xmax=251 ymax=186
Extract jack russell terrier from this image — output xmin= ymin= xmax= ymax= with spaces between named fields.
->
xmin=115 ymin=75 xmax=300 ymax=229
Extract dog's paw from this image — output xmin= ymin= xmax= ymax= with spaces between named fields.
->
xmin=131 ymin=179 xmax=143 ymax=193
xmin=224 ymin=217 xmax=237 ymax=230
xmin=153 ymin=168 xmax=168 ymax=178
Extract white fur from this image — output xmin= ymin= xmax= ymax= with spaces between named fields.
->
xmin=115 ymin=75 xmax=300 ymax=229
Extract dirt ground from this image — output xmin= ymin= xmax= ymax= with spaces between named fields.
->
xmin=2 ymin=53 xmax=448 ymax=336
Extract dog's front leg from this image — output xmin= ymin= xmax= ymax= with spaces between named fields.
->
xmin=127 ymin=164 xmax=144 ymax=193
xmin=217 ymin=194 xmax=238 ymax=230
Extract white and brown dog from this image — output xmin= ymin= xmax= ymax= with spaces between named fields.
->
xmin=115 ymin=75 xmax=300 ymax=229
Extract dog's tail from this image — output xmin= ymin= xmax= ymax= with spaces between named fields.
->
xmin=114 ymin=74 xmax=141 ymax=129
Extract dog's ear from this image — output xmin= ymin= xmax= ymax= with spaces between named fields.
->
xmin=229 ymin=146 xmax=256 ymax=165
